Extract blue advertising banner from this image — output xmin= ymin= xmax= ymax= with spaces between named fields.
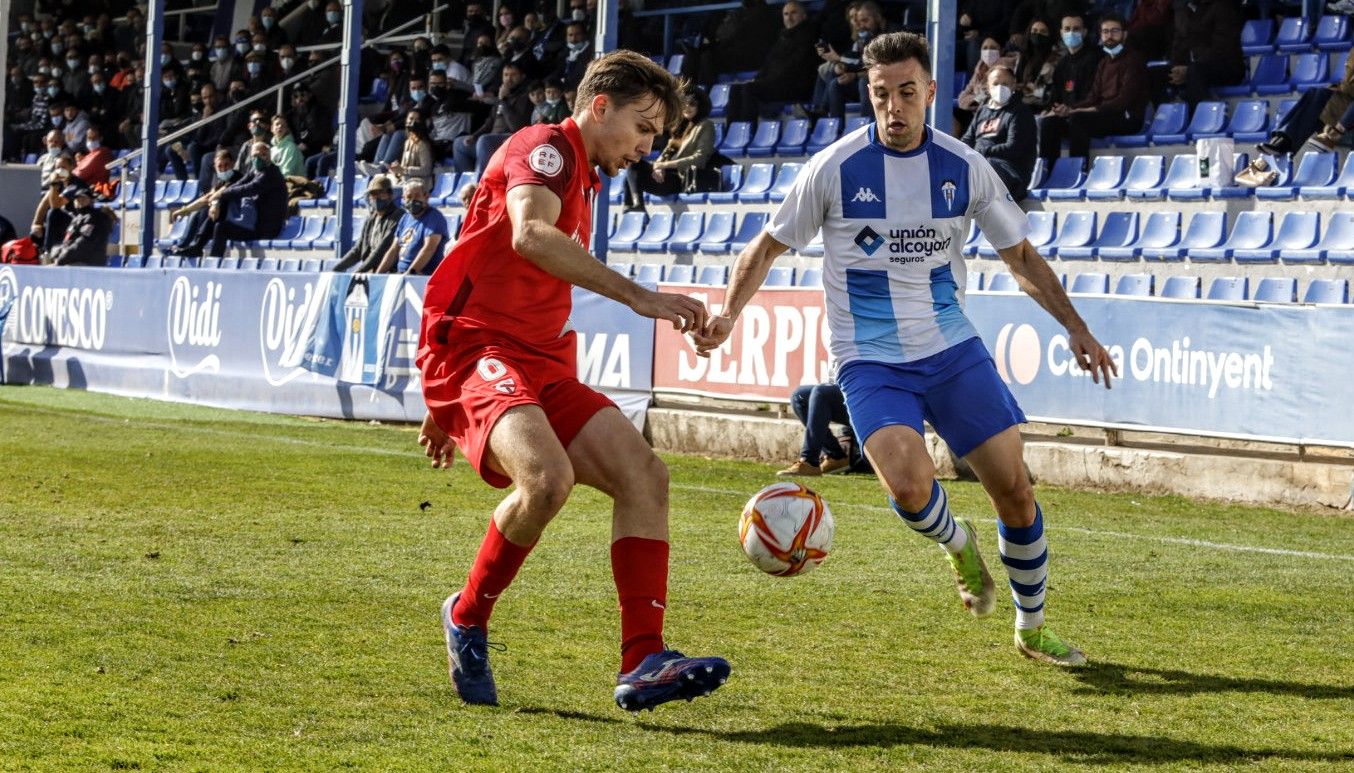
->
xmin=966 ymin=294 xmax=1354 ymax=447
xmin=571 ymin=283 xmax=655 ymax=427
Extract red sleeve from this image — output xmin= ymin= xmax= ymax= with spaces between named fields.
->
xmin=501 ymin=126 xmax=575 ymax=201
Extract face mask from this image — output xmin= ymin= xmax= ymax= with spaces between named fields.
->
xmin=431 ymin=85 xmax=448 ymax=99
xmin=164 ymin=79 xmax=177 ymax=89
xmin=990 ymin=84 xmax=1012 ymax=106
xmin=252 ymin=126 xmax=268 ymax=138
xmin=43 ymin=29 xmax=54 ymax=39
xmin=218 ymin=168 xmax=235 ymax=182
xmin=215 ymin=46 xmax=229 ymax=59
xmin=87 ymin=139 xmax=101 ymax=150
xmin=410 ymin=89 xmax=426 ymax=102
xmin=431 ymin=61 xmax=448 ymax=72
xmin=21 ymin=22 xmax=32 ymax=32
xmin=406 ymin=199 xmax=426 ymax=215
xmin=39 ymin=66 xmax=51 ymax=76
xmin=262 ymin=16 xmax=275 ymax=29
xmin=83 ymin=25 xmax=95 ymax=36
xmin=326 ymin=11 xmax=341 ymax=24
xmin=52 ymin=115 xmax=64 ymax=126
xmin=857 ymin=29 xmax=870 ymax=39
xmin=980 ymin=48 xmax=999 ymax=67
xmin=1062 ymin=31 xmax=1083 ymax=50
xmin=93 ymin=83 xmax=105 ymax=94
xmin=235 ymin=42 xmax=250 ymax=55
xmin=47 ymin=85 xmax=60 ymax=96
xmin=66 ymin=58 xmax=80 ymax=70
xmin=52 ymin=42 xmax=65 ymax=55
xmin=572 ymin=9 xmax=587 ymax=21
xmin=247 ymin=62 xmax=262 ymax=76
xmin=567 ymin=41 xmax=586 ymax=53
xmin=161 ymin=53 xmax=171 ymax=65
xmin=1103 ymin=42 xmax=1123 ymax=57
xmin=1030 ymin=32 xmax=1050 ymax=47
xmin=51 ymin=67 xmax=63 ymax=78
xmin=281 ymin=57 xmax=295 ymax=70
xmin=372 ymin=196 xmax=391 ymax=211
xmin=252 ymin=157 xmax=266 ymax=172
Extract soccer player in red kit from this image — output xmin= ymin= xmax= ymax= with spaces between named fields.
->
xmin=416 ymin=51 xmax=731 ymax=712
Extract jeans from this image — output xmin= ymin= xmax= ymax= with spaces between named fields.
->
xmin=453 ymin=133 xmax=511 ymax=177
xmin=790 ymin=383 xmax=851 ymax=463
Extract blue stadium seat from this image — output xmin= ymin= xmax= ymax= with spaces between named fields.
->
xmin=258 ymin=216 xmax=305 ymax=249
xmin=1160 ymin=275 xmax=1202 ymax=299
xmin=608 ymin=211 xmax=648 ymax=252
xmin=309 ymin=217 xmax=339 ymax=251
xmin=1304 ymin=278 xmax=1349 ymax=303
xmin=718 ymin=121 xmax=752 ymax=156
xmin=768 ymin=162 xmax=803 ymax=203
xmin=1100 ymin=211 xmax=1180 ymax=260
xmin=980 ymin=211 xmax=1054 ymax=258
xmin=695 ymin=211 xmax=737 ymax=254
xmin=1114 ymin=273 xmax=1155 ymax=296
xmin=175 ymin=180 xmax=200 ymax=206
xmin=258 ymin=258 xmax=280 ymax=272
xmin=735 ymin=162 xmax=776 ymax=203
xmin=1145 ymin=103 xmax=1193 ymax=145
xmin=1190 ymin=210 xmax=1272 ymax=262
xmin=709 ymin=83 xmax=730 ymax=118
xmin=961 ymin=221 xmax=980 ymax=256
xmin=661 ymin=212 xmax=706 ymax=253
xmin=1315 ymin=14 xmax=1352 ymax=50
xmin=609 ymin=261 xmax=633 ymax=276
xmin=764 ymin=266 xmax=795 ymax=287
xmin=298 ymin=177 xmax=333 ymax=209
xmin=1289 ymin=52 xmax=1330 ymax=90
xmin=729 ymin=212 xmax=769 ymax=252
xmin=239 ymin=258 xmax=261 ymax=270
xmin=155 ymin=216 xmax=192 ymax=251
xmin=22 ymin=152 xmax=38 ymax=164
xmin=696 ymin=265 xmax=729 ymax=285
xmin=428 ymin=171 xmax=459 ymax=206
xmin=121 ymin=254 xmax=145 ymax=268
xmin=632 ymin=212 xmax=675 ymax=253
xmin=775 ymin=119 xmax=810 ymax=156
xmin=1045 ymin=210 xmax=1097 ymax=258
xmin=987 ymin=272 xmax=1019 ymax=292
xmin=635 ymin=263 xmax=663 ymax=284
xmin=360 ymin=76 xmax=389 ymax=105
xmin=1235 ymin=210 xmax=1318 ymax=263
xmin=1239 ymin=54 xmax=1289 ymax=96
xmin=703 ymin=165 xmax=745 ymax=203
xmin=1147 ymin=211 xmax=1225 ymax=261
xmin=200 ymin=257 xmax=221 ymax=269
xmin=300 ymin=259 xmax=323 ymax=273
xmin=1130 ymin=154 xmax=1193 ymax=201
xmin=797 ymin=267 xmax=823 ymax=287
xmin=278 ymin=258 xmax=301 ymax=272
xmin=844 ymin=116 xmax=871 ymax=134
xmin=1183 ymin=101 xmax=1228 ymax=142
xmin=664 ymin=264 xmax=695 ymax=283
xmin=1297 ymin=152 xmax=1354 ymax=198
xmin=1314 ymin=211 xmax=1354 ymax=264
xmin=1068 ymin=272 xmax=1110 ymax=294
xmin=745 ymin=120 xmax=782 ymax=158
xmin=283 ymin=217 xmax=325 ymax=249
xmin=1078 ymin=211 xmax=1140 ymax=260
xmin=1027 ymin=157 xmax=1086 ymax=201
xmin=1257 ymin=152 xmax=1338 ymax=200
xmin=1253 ymin=276 xmax=1298 ymax=303
xmin=1092 ymin=155 xmax=1160 ymax=201
xmin=606 ymin=173 xmax=625 ymax=205
xmin=1241 ymin=18 xmax=1275 ymax=55
xmin=1056 ymin=155 xmax=1125 ymax=201
xmin=1206 ymin=276 xmax=1249 ymax=301
xmin=966 ymin=270 xmax=983 ymax=292
xmin=218 ymin=257 xmax=240 ymax=270
xmin=158 ymin=256 xmax=181 ymax=269
xmin=1275 ymin=17 xmax=1314 ymax=53
xmin=1026 ymin=157 xmax=1047 ymax=191
xmin=805 ymin=118 xmax=841 ymax=153
xmin=666 ymin=53 xmax=684 ymax=75
xmin=1223 ymin=100 xmax=1271 ymax=143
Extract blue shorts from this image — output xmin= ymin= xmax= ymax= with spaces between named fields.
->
xmin=836 ymin=336 xmax=1026 ymax=459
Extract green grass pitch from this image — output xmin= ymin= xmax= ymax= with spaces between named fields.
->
xmin=1 ymin=386 xmax=1351 ymax=771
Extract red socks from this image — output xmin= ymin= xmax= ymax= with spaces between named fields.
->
xmin=451 ymin=521 xmax=534 ymax=631
xmin=611 ymin=536 xmax=669 ymax=673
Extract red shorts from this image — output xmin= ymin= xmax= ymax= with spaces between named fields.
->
xmin=419 ymin=338 xmax=615 ymax=488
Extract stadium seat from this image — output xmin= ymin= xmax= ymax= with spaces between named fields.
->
xmin=22 ymin=152 xmax=38 ymax=164
xmin=1046 ymin=155 xmax=1108 ymax=201
xmin=987 ymin=272 xmax=1019 ymax=292
xmin=1253 ymin=276 xmax=1298 ymax=303
xmin=1297 ymin=152 xmax=1354 ymax=198
xmin=805 ymin=118 xmax=841 ymax=153
xmin=844 ymin=116 xmax=871 ymax=134
xmin=965 ymin=270 xmax=983 ymax=292
xmin=1090 ymin=155 xmax=1159 ymax=200
xmin=360 ymin=76 xmax=389 ymax=105
xmin=608 ymin=261 xmax=633 ymax=276
xmin=1117 ymin=103 xmax=1187 ymax=147
xmin=258 ymin=258 xmax=280 ymax=271
xmin=1148 ymin=211 xmax=1225 ymax=261
xmin=199 ymin=257 xmax=221 ymax=269
xmin=139 ymin=255 xmax=163 ymax=269
xmin=960 ymin=221 xmax=980 ymax=257
xmin=635 ymin=263 xmax=663 ymax=284
xmin=718 ymin=121 xmax=752 ymax=156
xmin=162 ymin=256 xmax=184 ymax=269
xmin=1182 ymin=102 xmax=1228 ymax=142
xmin=218 ymin=257 xmax=240 ymax=270
xmin=239 ymin=258 xmax=260 ymax=270
xmin=309 ymin=217 xmax=339 ymax=251
xmin=1235 ymin=210 xmax=1318 ymax=263
xmin=764 ymin=266 xmax=795 ymax=287
xmin=1315 ymin=211 xmax=1354 ymax=264
xmin=1304 ymin=277 xmax=1349 ymax=303
xmin=1223 ymin=100 xmax=1272 ymax=143
xmin=774 ymin=119 xmax=810 ymax=156
xmin=734 ymin=162 xmax=776 ymax=203
xmin=678 ymin=164 xmax=734 ymax=204
xmin=666 ymin=53 xmax=684 ymax=75
xmin=298 ymin=177 xmax=333 ymax=209
xmin=1275 ymin=17 xmax=1314 ymax=53
xmin=632 ymin=212 xmax=675 ymax=253
xmin=703 ymin=165 xmax=745 ymax=203
xmin=695 ymin=211 xmax=737 ymax=254
xmin=1190 ymin=210 xmax=1272 ymax=262
xmin=1315 ymin=14 xmax=1351 ymax=50
xmin=797 ymin=267 xmax=823 ymax=287
xmin=1206 ymin=276 xmax=1249 ymax=301
xmin=278 ymin=258 xmax=301 ymax=272
xmin=709 ymin=83 xmax=730 ymax=118
xmin=1100 ymin=211 xmax=1180 ymax=260
xmin=1076 ymin=211 xmax=1139 ymax=261
xmin=608 ymin=211 xmax=648 ymax=252
xmin=1027 ymin=157 xmax=1086 ymax=200
xmin=1114 ymin=273 xmax=1155 ymax=296
xmin=606 ymin=173 xmax=625 ymax=205
xmin=661 ymin=212 xmax=706 ymax=253
xmin=1044 ymin=210 xmax=1097 ymax=258
xmin=729 ymin=212 xmax=769 ymax=253
xmin=745 ymin=121 xmax=782 ymax=158
xmin=1068 ymin=272 xmax=1110 ymax=294
xmin=1130 ymin=154 xmax=1193 ymax=201
xmin=1075 ymin=155 xmax=1128 ymax=201
xmin=258 ymin=216 xmax=305 ymax=249
xmin=768 ymin=162 xmax=803 ymax=203
xmin=1242 ymin=54 xmax=1289 ymax=96
xmin=1289 ymin=52 xmax=1330 ymax=90
xmin=696 ymin=265 xmax=729 ymax=285
xmin=122 ymin=254 xmax=145 ymax=268
xmin=663 ymin=264 xmax=695 ymax=283
xmin=1241 ymin=18 xmax=1275 ymax=55
xmin=970 ymin=228 xmax=995 ymax=258
xmin=1160 ymin=275 xmax=1202 ymax=299
xmin=174 ymin=180 xmax=200 ymax=206
xmin=980 ymin=211 xmax=1055 ymax=258
xmin=155 ymin=216 xmax=192 ymax=251
xmin=300 ymin=259 xmax=323 ymax=273
xmin=428 ymin=171 xmax=459 ymax=206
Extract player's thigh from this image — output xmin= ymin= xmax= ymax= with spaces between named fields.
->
xmin=838 ymin=361 xmax=934 ymax=505
xmin=566 ymin=406 xmax=667 ymax=503
xmin=486 ymin=404 xmax=575 ymax=501
xmin=962 ymin=425 xmax=1035 ymax=524
xmin=861 ymin=424 xmax=936 ymax=508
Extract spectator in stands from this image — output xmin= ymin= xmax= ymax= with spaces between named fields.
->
xmin=1259 ymin=49 xmax=1354 ymax=155
xmin=210 ymin=35 xmax=240 ymax=92
xmin=61 ymin=50 xmax=88 ymax=97
xmin=1168 ymin=0 xmax=1244 ymax=107
xmin=503 ymin=26 xmax=544 ymax=80
xmin=957 ymin=37 xmax=1011 ymax=133
xmin=725 ymin=0 xmax=820 ymax=122
xmin=1037 ymin=13 xmax=1146 ymax=165
xmin=1126 ymin=0 xmax=1172 ymax=61
xmin=495 ymin=7 xmax=519 ymax=52
xmin=459 ymin=3 xmax=496 ymax=66
xmin=469 ymin=33 xmax=505 ymax=98
xmin=778 ymin=380 xmax=852 ymax=477
xmin=286 ymin=87 xmax=332 ymax=158
xmin=454 ymin=61 xmax=533 ymax=176
xmin=530 ymin=79 xmax=571 ymax=125
xmin=259 ymin=7 xmax=290 ymax=49
xmin=184 ymin=141 xmax=288 ymax=258
xmin=319 ymin=2 xmax=345 ymax=45
xmin=810 ymin=1 xmax=888 ymax=120
xmin=685 ymin=0 xmax=780 ymax=85
xmin=1014 ymin=18 xmax=1061 ymax=110
xmin=426 ymin=70 xmax=474 ymax=159
xmin=963 ymin=65 xmax=1038 ymax=201
xmin=291 ymin=0 xmax=327 ymax=48
xmin=430 ymin=44 xmax=474 ymax=92
xmin=73 ymin=126 xmax=113 ymax=191
xmin=960 ymin=0 xmax=1015 ymax=72
xmin=551 ymin=22 xmax=594 ymax=92
xmin=50 ymin=185 xmax=114 ymax=267
xmin=1009 ymin=0 xmax=1084 ymax=45
xmin=37 ymin=131 xmax=69 ymax=189
xmin=31 ymin=173 xmax=74 ymax=257
xmin=169 ymin=148 xmax=238 ymax=255
xmin=270 ymin=115 xmax=306 ymax=178
xmin=60 ymin=103 xmax=90 ymax=150
xmin=1046 ymin=14 xmax=1101 ymax=110
xmin=623 ymin=87 xmax=718 ymax=213
xmin=390 ymin=112 xmax=435 ymax=191
xmin=374 ymin=179 xmax=448 ymax=276
xmin=243 ymin=51 xmax=275 ymax=95
xmin=334 ymin=175 xmax=408 ymax=273
xmin=16 ymin=74 xmax=56 ymax=156
xmin=159 ymin=68 xmax=193 ymax=134
xmin=276 ymin=44 xmax=302 ymax=95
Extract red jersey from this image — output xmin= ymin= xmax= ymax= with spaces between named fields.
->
xmin=421 ymin=118 xmax=601 ymax=369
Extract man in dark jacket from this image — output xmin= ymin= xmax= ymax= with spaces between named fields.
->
xmin=963 ymin=66 xmax=1038 ymax=201
xmin=1037 ymin=13 xmax=1147 ymax=164
xmin=185 ymin=141 xmax=289 ymax=257
xmin=334 ymin=175 xmax=408 ymax=272
xmin=725 ymin=0 xmax=821 ymax=122
xmin=51 ymin=186 xmax=114 ymax=266
xmin=1168 ymin=0 xmax=1245 ymax=107
xmin=1046 ymin=14 xmax=1101 ymax=110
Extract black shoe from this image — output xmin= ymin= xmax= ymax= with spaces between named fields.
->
xmin=1257 ymin=134 xmax=1291 ymax=157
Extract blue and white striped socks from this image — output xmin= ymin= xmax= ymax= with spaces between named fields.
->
xmin=891 ymin=481 xmax=968 ymax=555
xmin=998 ymin=504 xmax=1048 ymax=630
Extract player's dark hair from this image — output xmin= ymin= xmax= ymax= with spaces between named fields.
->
xmin=862 ymin=31 xmax=932 ymax=77
xmin=574 ymin=49 xmax=684 ymax=131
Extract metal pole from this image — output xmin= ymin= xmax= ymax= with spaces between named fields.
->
xmin=927 ymin=0 xmax=955 ymax=133
xmin=335 ymin=0 xmax=366 ymax=262
xmin=592 ymin=0 xmax=619 ymax=262
xmin=139 ymin=0 xmax=166 ymax=260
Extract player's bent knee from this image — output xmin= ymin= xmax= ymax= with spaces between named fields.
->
xmin=515 ymin=468 xmax=575 ymax=518
xmin=990 ymin=478 xmax=1036 ymax=525
xmin=886 ymin=474 xmax=936 ymax=514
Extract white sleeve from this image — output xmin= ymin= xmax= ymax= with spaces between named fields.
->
xmin=968 ymin=153 xmax=1029 ymax=251
xmin=766 ymin=154 xmax=833 ymax=252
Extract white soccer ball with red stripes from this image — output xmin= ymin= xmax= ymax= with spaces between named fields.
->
xmin=739 ymin=482 xmax=834 ymax=576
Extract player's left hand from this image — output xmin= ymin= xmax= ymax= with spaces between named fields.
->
xmin=418 ymin=413 xmax=456 ymax=469
xmin=1068 ymin=328 xmax=1118 ymax=389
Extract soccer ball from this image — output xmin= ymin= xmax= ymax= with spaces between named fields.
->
xmin=738 ymin=482 xmax=834 ymax=577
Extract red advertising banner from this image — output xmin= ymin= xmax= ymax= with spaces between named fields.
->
xmin=652 ymin=284 xmax=831 ymax=401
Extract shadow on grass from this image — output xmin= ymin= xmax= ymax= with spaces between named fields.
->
xmin=1070 ymin=661 xmax=1354 ymax=700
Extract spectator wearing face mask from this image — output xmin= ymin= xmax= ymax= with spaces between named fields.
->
xmin=36 ymin=131 xmax=70 ymax=189
xmin=60 ymin=50 xmax=88 ymax=97
xmin=169 ymin=148 xmax=238 ymax=255
xmin=209 ymin=36 xmax=242 ymax=92
xmin=1013 ymin=19 xmax=1060 ymax=111
xmin=468 ymin=34 xmax=505 ymax=100
xmin=50 ymin=185 xmax=115 ymax=267
xmin=319 ymin=2 xmax=345 ymax=45
xmin=531 ymin=79 xmax=571 ymax=125
xmin=183 ymin=141 xmax=288 ymax=258
xmin=1044 ymin=14 xmax=1101 ymax=112
xmin=242 ymin=52 xmax=275 ymax=95
xmin=82 ymin=71 xmax=118 ymax=142
xmin=962 ymin=65 xmax=1037 ymax=201
xmin=374 ymin=178 xmax=448 ymax=276
xmin=158 ymin=70 xmax=193 ymax=133
xmin=551 ymin=22 xmax=593 ymax=92
xmin=494 ymin=7 xmax=519 ymax=53
xmin=454 ymin=61 xmax=533 ymax=176
xmin=459 ymin=2 xmax=496 ymax=66
xmin=73 ymin=126 xmax=113 ymax=190
xmin=502 ymin=26 xmax=544 ymax=81
xmin=258 ymin=8 xmax=290 ymax=49
xmin=335 ymin=175 xmax=408 ymax=273
xmin=956 ymin=37 xmax=1014 ymax=135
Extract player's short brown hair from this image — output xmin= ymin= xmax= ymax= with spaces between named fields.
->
xmin=573 ymin=49 xmax=684 ymax=131
xmin=862 ymin=31 xmax=932 ymax=77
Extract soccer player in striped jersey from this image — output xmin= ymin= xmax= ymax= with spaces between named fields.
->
xmin=695 ymin=32 xmax=1118 ymax=666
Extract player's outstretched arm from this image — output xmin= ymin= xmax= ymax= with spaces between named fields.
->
xmin=505 ymin=184 xmax=707 ymax=333
xmin=692 ymin=230 xmax=790 ymax=357
xmin=997 ymin=239 xmax=1119 ymax=388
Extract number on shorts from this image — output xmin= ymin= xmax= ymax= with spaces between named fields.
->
xmin=477 ymin=357 xmax=508 ymax=382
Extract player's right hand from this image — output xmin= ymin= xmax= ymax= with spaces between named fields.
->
xmin=631 ymin=289 xmax=708 ymax=334
xmin=692 ymin=314 xmax=734 ymax=358
xmin=418 ymin=413 xmax=456 ymax=469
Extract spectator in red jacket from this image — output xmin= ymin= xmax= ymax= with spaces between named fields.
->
xmin=72 ymin=125 xmax=112 ymax=189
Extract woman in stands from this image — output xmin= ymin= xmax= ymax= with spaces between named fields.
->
xmin=390 ymin=111 xmax=435 ymax=192
xmin=621 ymin=86 xmax=717 ymax=214
xmin=1012 ymin=19 xmax=1061 ymax=112
xmin=955 ymin=36 xmax=1012 ymax=135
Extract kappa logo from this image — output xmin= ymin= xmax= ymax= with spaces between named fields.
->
xmin=851 ymin=187 xmax=881 ymax=203
xmin=854 ymin=226 xmax=885 ymax=256
xmin=941 ymin=180 xmax=957 ymax=211
xmin=528 ymin=143 xmax=564 ymax=177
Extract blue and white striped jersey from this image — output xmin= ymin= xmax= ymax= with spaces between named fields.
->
xmin=767 ymin=124 xmax=1029 ymax=366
